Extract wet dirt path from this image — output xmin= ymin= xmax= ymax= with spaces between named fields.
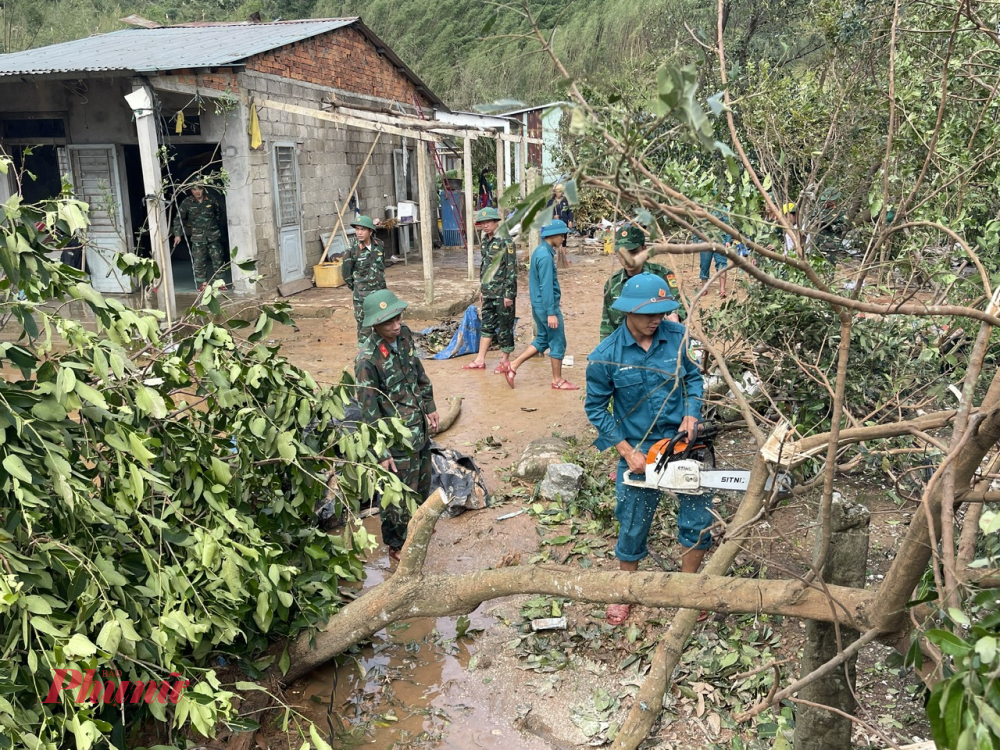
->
xmin=267 ymin=247 xmax=712 ymax=748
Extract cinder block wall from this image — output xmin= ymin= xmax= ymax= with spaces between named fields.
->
xmin=238 ymin=26 xmax=438 ymax=289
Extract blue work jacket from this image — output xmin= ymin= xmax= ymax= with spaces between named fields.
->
xmin=529 ymin=241 xmax=561 ymax=317
xmin=585 ymin=320 xmax=704 ymax=452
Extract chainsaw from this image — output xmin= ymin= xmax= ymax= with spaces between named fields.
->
xmin=622 ymin=424 xmax=790 ymax=493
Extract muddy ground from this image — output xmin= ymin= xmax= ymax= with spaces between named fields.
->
xmin=259 ymin=246 xmax=930 ymax=749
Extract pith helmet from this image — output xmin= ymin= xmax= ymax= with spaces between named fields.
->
xmin=475 ymin=207 xmax=501 ymax=224
xmin=615 ymin=225 xmax=647 ymax=251
xmin=541 ymin=219 xmax=569 ymax=239
xmin=611 ymin=272 xmax=680 ymax=315
xmin=351 ymin=215 xmax=377 ymax=231
xmin=362 ymin=289 xmax=408 ymax=327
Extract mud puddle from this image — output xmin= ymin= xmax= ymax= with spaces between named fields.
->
xmin=286 ymin=521 xmax=519 ymax=749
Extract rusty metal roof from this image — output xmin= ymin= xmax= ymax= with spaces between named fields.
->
xmin=0 ymin=19 xmax=354 ymax=75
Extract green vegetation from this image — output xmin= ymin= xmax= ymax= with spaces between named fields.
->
xmin=0 ymin=155 xmax=411 ymax=747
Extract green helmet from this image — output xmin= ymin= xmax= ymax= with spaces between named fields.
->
xmin=362 ymin=289 xmax=408 ymax=327
xmin=615 ymin=225 xmax=648 ymax=251
xmin=351 ymin=215 xmax=377 ymax=232
xmin=474 ymin=207 xmax=501 ymax=224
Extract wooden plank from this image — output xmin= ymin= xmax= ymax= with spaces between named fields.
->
xmin=261 ymin=99 xmax=443 ymax=143
xmin=464 ymin=135 xmax=475 ymax=281
xmin=278 ymin=276 xmax=314 ymax=297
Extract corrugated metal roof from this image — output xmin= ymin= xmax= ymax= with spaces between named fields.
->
xmin=0 ymin=19 xmax=355 ymax=76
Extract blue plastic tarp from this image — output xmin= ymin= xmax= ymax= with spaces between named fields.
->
xmin=430 ymin=305 xmax=481 ymax=360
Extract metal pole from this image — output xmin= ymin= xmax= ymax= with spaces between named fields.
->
xmin=495 ymin=135 xmax=504 ymax=204
xmin=417 ymin=139 xmax=434 ymax=304
xmin=464 ymin=135 xmax=475 ymax=281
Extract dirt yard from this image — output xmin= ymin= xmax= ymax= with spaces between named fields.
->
xmin=261 ymin=245 xmax=930 ymax=750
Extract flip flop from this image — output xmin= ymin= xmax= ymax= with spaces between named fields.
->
xmin=606 ymin=603 xmax=631 ymax=625
xmin=494 ymin=361 xmax=511 ymax=374
xmin=462 ymin=361 xmax=486 ymax=370
xmin=551 ymin=379 xmax=580 ymax=391
xmin=697 ymin=610 xmax=710 ymax=623
xmin=505 ymin=368 xmax=517 ymax=389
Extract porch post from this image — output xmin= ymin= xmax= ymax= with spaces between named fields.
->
xmin=464 ymin=135 xmax=475 ymax=281
xmin=417 ymin=138 xmax=434 ymax=304
xmin=495 ymin=134 xmax=504 ymax=204
xmin=125 ymin=83 xmax=176 ymax=323
xmin=519 ymin=133 xmax=527 ymax=198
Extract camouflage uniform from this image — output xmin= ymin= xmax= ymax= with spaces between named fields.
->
xmin=479 ymin=234 xmax=518 ymax=352
xmin=355 ymin=324 xmax=436 ymax=550
xmin=342 ymin=238 xmax=386 ymax=338
xmin=600 ymin=262 xmax=682 ymax=340
xmin=172 ymin=194 xmax=224 ymax=286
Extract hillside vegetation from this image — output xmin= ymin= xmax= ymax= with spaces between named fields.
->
xmin=1 ymin=0 xmax=819 ymax=107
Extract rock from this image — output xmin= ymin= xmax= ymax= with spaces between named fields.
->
xmin=538 ymin=463 xmax=585 ymax=502
xmin=516 ymin=436 xmax=572 ymax=481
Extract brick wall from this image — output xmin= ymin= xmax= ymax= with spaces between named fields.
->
xmin=169 ymin=71 xmax=239 ymax=92
xmin=247 ymin=26 xmax=434 ymax=109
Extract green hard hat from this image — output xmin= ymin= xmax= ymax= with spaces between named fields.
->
xmin=615 ymin=225 xmax=648 ymax=251
xmin=351 ymin=215 xmax=377 ymax=231
xmin=474 ymin=207 xmax=501 ymax=224
xmin=363 ymin=289 xmax=408 ymax=327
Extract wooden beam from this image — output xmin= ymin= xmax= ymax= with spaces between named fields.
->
xmin=464 ymin=136 xmax=475 ymax=282
xmin=261 ymin=99 xmax=443 ymax=142
xmin=498 ymin=132 xmax=544 ymax=145
xmin=519 ymin=135 xmax=527 ymax=198
xmin=417 ymin=140 xmax=434 ymax=304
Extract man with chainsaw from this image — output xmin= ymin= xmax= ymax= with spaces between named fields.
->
xmin=585 ymin=273 xmax=712 ymax=625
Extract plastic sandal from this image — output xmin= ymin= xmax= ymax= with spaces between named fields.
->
xmin=493 ymin=361 xmax=511 ymax=374
xmin=505 ymin=368 xmax=517 ymax=389
xmin=462 ymin=361 xmax=486 ymax=370
xmin=606 ymin=603 xmax=631 ymax=625
xmin=551 ymin=379 xmax=580 ymax=390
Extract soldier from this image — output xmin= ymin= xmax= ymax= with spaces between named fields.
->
xmin=341 ymin=215 xmax=386 ymax=339
xmin=355 ymin=289 xmax=439 ymax=560
xmin=600 ymin=225 xmax=682 ymax=340
xmin=172 ymin=185 xmax=225 ymax=292
xmin=462 ymin=207 xmax=518 ymax=373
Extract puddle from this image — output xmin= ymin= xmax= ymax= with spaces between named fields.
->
xmin=286 ymin=519 xmax=522 ymax=749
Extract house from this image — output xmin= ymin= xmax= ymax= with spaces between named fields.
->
xmin=502 ymin=102 xmax=569 ymax=184
xmin=0 ymin=18 xmax=462 ymax=308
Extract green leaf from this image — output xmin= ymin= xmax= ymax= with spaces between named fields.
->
xmin=75 ymin=380 xmax=108 ymax=409
xmin=276 ymin=431 xmax=296 ymax=462
xmin=927 ymin=629 xmax=973 ymax=657
xmin=64 ymin=632 xmax=98 ymax=658
xmin=309 ymin=724 xmax=334 ymax=750
xmin=2 ymin=455 xmax=32 ymax=483
xmin=211 ymin=457 xmax=233 ymax=485
xmin=23 ymin=595 xmax=52 ymax=615
xmin=31 ymin=398 xmax=67 ymax=421
xmin=96 ymin=619 xmax=122 ymax=655
xmin=136 ymin=386 xmax=167 ymax=418
xmin=279 ymin=644 xmax=291 ymax=676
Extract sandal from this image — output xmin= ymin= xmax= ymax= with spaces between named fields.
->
xmin=551 ymin=379 xmax=580 ymax=391
xmin=697 ymin=610 xmax=710 ymax=623
xmin=462 ymin=361 xmax=486 ymax=370
xmin=606 ymin=603 xmax=631 ymax=625
xmin=505 ymin=368 xmax=517 ymax=389
xmin=718 ymin=292 xmax=727 ymax=299
xmin=493 ymin=361 xmax=511 ymax=374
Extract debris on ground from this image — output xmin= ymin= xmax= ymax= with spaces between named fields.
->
xmin=538 ymin=462 xmax=585 ymax=502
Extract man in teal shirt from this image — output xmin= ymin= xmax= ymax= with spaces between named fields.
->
xmin=505 ymin=220 xmax=578 ymax=390
xmin=585 ymin=273 xmax=711 ymax=625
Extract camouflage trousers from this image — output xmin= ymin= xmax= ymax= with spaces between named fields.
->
xmin=481 ymin=296 xmax=516 ymax=353
xmin=191 ymin=240 xmax=224 ymax=287
xmin=382 ymin=441 xmax=433 ymax=551
xmin=352 ymin=293 xmax=373 ymax=342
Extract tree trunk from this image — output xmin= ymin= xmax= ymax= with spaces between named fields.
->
xmin=794 ymin=495 xmax=871 ymax=750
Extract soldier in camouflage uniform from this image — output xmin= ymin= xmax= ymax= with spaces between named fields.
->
xmin=463 ymin=207 xmax=518 ymax=373
xmin=172 ymin=185 xmax=225 ymax=291
xmin=355 ymin=289 xmax=439 ymax=558
xmin=600 ymin=225 xmax=683 ymax=340
xmin=341 ymin=215 xmax=386 ymax=339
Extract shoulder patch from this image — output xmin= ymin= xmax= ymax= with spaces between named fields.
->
xmin=379 ymin=343 xmax=389 ymax=358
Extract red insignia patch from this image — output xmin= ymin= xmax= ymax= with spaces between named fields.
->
xmin=379 ymin=343 xmax=389 ymax=358
xmin=658 ymin=288 xmax=666 ymax=298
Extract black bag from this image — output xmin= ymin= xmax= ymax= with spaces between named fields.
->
xmin=60 ymin=237 xmax=84 ymax=270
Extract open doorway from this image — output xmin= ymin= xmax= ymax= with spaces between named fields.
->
xmin=123 ymin=143 xmax=231 ymax=292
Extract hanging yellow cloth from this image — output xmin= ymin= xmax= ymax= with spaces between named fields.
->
xmin=174 ymin=111 xmax=185 ymax=134
xmin=248 ymin=100 xmax=262 ymax=150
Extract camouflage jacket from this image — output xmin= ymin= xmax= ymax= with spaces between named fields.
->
xmin=355 ymin=325 xmax=437 ymax=452
xmin=479 ymin=234 xmax=517 ymax=300
xmin=599 ymin=261 xmax=683 ymax=340
xmin=342 ymin=238 xmax=386 ymax=299
xmin=172 ymin=195 xmax=222 ymax=244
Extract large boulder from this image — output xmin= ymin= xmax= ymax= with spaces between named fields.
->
xmin=538 ymin=463 xmax=585 ymax=503
xmin=516 ymin=436 xmax=572 ymax=482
